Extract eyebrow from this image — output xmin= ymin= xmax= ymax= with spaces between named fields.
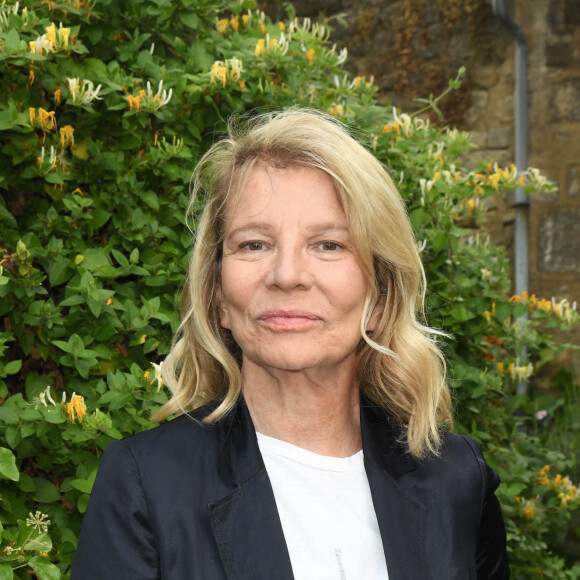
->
xmin=226 ymin=222 xmax=351 ymax=238
xmin=226 ymin=222 xmax=273 ymax=238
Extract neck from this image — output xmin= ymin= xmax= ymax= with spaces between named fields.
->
xmin=241 ymin=361 xmax=362 ymax=457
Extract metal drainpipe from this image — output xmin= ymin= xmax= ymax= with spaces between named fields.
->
xmin=492 ymin=0 xmax=529 ymax=396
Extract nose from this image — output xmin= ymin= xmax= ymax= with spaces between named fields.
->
xmin=266 ymin=245 xmax=312 ymax=291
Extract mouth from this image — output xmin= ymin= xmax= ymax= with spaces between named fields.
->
xmin=259 ymin=310 xmax=321 ymax=331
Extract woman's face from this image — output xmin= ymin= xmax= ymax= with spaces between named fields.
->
xmin=217 ymin=163 xmax=372 ymax=377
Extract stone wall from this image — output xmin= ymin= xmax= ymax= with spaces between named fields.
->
xmin=264 ymin=0 xmax=580 ymax=371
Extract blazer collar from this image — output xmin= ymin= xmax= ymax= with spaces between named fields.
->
xmin=208 ymin=399 xmax=295 ymax=580
xmin=360 ymin=397 xmax=427 ymax=579
xmin=208 ymin=395 xmax=426 ymax=580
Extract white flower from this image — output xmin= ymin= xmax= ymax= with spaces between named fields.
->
xmin=151 ymin=361 xmax=165 ymax=390
xmin=67 ymin=78 xmax=102 ymax=105
xmin=26 ymin=511 xmax=51 ymax=532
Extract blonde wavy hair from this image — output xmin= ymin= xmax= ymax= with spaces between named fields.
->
xmin=153 ymin=108 xmax=452 ymax=458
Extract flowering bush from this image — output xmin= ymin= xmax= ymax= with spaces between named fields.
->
xmin=0 ymin=0 xmax=579 ymax=577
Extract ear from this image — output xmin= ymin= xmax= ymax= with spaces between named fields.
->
xmin=366 ymin=294 xmax=386 ymax=332
xmin=214 ymin=284 xmax=231 ymax=330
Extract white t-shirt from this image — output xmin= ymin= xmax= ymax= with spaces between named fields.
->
xmin=257 ymin=432 xmax=389 ymax=580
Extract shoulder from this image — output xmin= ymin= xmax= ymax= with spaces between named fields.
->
xmin=102 ymin=402 xmax=228 ymax=470
xmin=412 ymin=431 xmax=500 ymax=505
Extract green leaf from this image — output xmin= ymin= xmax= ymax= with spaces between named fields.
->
xmin=32 ymin=478 xmax=61 ymax=503
xmin=179 ymin=10 xmax=199 ymax=29
xmin=23 ymin=532 xmax=52 ymax=552
xmin=0 ymin=563 xmax=13 ymax=580
xmin=0 ymin=447 xmax=19 ymax=481
xmin=28 ymin=557 xmax=61 ymax=580
xmin=4 ymin=360 xmax=22 ymax=375
xmin=47 ymin=258 xmax=71 ymax=286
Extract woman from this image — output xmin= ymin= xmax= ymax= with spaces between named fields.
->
xmin=72 ymin=109 xmax=509 ymax=579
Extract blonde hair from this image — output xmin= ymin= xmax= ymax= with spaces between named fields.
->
xmin=153 ymin=108 xmax=452 ymax=458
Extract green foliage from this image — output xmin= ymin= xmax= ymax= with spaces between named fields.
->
xmin=0 ymin=0 xmax=579 ymax=577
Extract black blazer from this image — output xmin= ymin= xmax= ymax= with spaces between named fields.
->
xmin=72 ymin=397 xmax=509 ymax=579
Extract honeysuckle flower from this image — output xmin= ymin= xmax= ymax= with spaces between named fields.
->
xmin=509 ymin=362 xmax=533 ymax=381
xmin=64 ymin=392 xmax=87 ymax=423
xmin=26 ymin=511 xmax=51 ymax=532
xmin=305 ymin=48 xmax=316 ymax=63
xmin=255 ymin=38 xmax=266 ymax=56
xmin=328 ymin=104 xmax=344 ymax=117
xmin=37 ymin=145 xmax=57 ymax=170
xmin=210 ymin=59 xmax=243 ymax=88
xmin=151 ymin=360 xmax=164 ymax=390
xmin=216 ymin=18 xmax=228 ymax=34
xmin=60 ymin=125 xmax=75 ymax=148
xmin=535 ymin=410 xmax=548 ymax=421
xmin=29 ymin=107 xmax=56 ymax=131
xmin=67 ymin=78 xmax=102 ymax=105
xmin=336 ymin=47 xmax=348 ymax=64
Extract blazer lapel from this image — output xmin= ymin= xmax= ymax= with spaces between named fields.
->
xmin=361 ymin=398 xmax=427 ymax=580
xmin=207 ymin=401 xmax=294 ymax=580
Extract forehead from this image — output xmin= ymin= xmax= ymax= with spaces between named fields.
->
xmin=224 ymin=162 xmax=346 ymax=227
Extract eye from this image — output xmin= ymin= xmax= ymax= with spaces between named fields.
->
xmin=240 ymin=241 xmax=265 ymax=251
xmin=317 ymin=241 xmax=342 ymax=251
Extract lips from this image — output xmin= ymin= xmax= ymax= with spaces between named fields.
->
xmin=259 ymin=310 xmax=321 ymax=330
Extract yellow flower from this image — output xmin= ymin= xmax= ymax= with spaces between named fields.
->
xmin=518 ymin=175 xmax=525 ymax=186
xmin=278 ymin=21 xmax=285 ymax=31
xmin=64 ymin=394 xmax=86 ymax=423
xmin=328 ymin=104 xmax=344 ymax=117
xmin=521 ymin=503 xmax=535 ymax=519
xmin=255 ymin=38 xmax=266 ymax=56
xmin=261 ymin=24 xmax=266 ymax=34
xmin=127 ymin=94 xmax=142 ymax=111
xmin=29 ymin=108 xmax=57 ymax=131
xmin=487 ymin=173 xmax=501 ymax=190
xmin=536 ymin=298 xmax=551 ymax=312
xmin=466 ymin=198 xmax=475 ymax=213
xmin=538 ymin=465 xmax=551 ymax=487
xmin=305 ymin=48 xmax=316 ymax=63
xmin=210 ymin=62 xmax=227 ymax=87
xmin=60 ymin=125 xmax=75 ymax=148
xmin=238 ymin=81 xmax=245 ymax=89
xmin=230 ymin=17 xmax=239 ymax=31
xmin=59 ymin=24 xmax=70 ymax=49
xmin=54 ymin=88 xmax=62 ymax=107
xmin=496 ymin=362 xmax=504 ymax=374
xmin=242 ymin=15 xmax=249 ymax=26
xmin=28 ymin=69 xmax=35 ymax=88
xmin=45 ymin=22 xmax=57 ymax=44
xmin=269 ymin=38 xmax=279 ymax=50
xmin=392 ymin=121 xmax=400 ymax=134
xmin=217 ymin=19 xmax=229 ymax=34
xmin=382 ymin=124 xmax=391 ymax=133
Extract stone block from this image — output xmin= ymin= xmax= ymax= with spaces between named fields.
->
xmin=487 ymin=127 xmax=511 ymax=149
xmin=546 ymin=41 xmax=573 ymax=68
xmin=465 ymin=90 xmax=488 ymax=126
xmin=472 ymin=65 xmax=498 ymax=89
xmin=550 ymin=79 xmax=580 ymax=122
xmin=568 ymin=166 xmax=579 ymax=196
xmin=539 ymin=208 xmax=580 ymax=272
